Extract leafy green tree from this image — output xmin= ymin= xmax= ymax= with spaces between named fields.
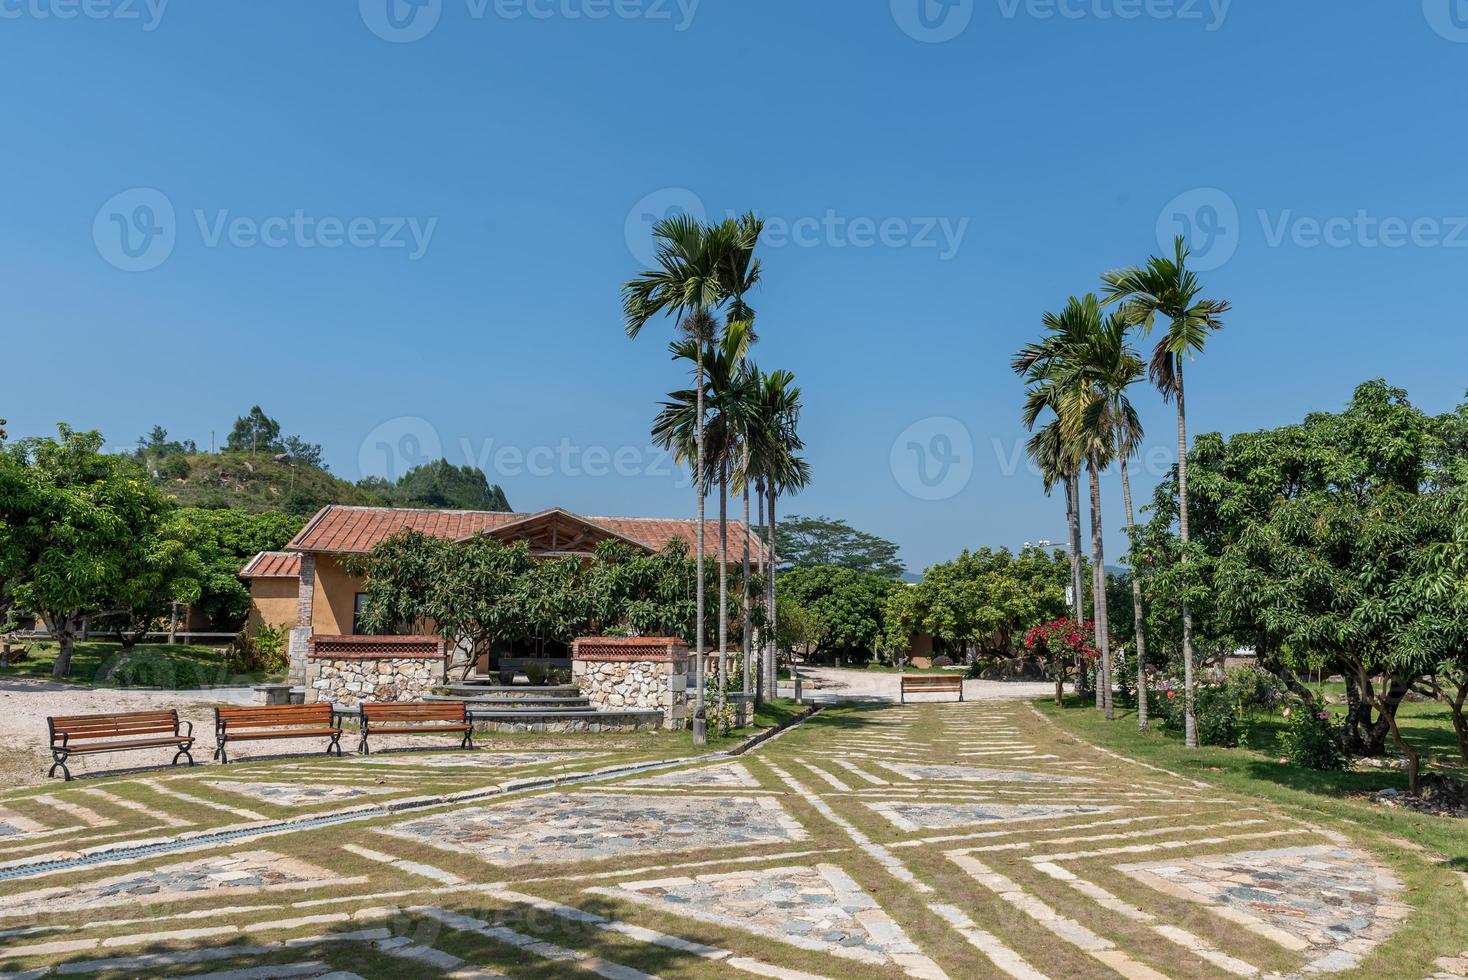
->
xmin=0 ymin=426 xmax=196 ymax=677
xmin=778 ymin=565 xmax=901 ymax=663
xmin=1103 ymin=237 xmax=1231 ymax=747
xmin=390 ymin=460 xmax=511 ymax=511
xmin=224 ymin=406 xmax=325 ymax=470
xmin=774 ymin=515 xmax=905 ymax=578
xmin=885 ymin=547 xmax=1071 ymax=672
xmin=175 ymin=508 xmax=306 ymax=626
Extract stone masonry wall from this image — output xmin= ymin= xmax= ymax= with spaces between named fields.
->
xmin=571 ymin=637 xmax=689 ymax=730
xmin=306 ymin=657 xmax=439 ymax=707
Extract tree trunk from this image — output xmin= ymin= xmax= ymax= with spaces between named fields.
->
xmin=1066 ymin=471 xmax=1087 ymax=700
xmin=1118 ymin=448 xmax=1149 ymax=730
xmin=1175 ymin=356 xmax=1198 ymax=748
xmin=754 ymin=485 xmax=766 ymax=707
xmin=693 ymin=345 xmax=707 ymax=744
xmin=718 ymin=463 xmax=729 ymax=710
xmin=50 ymin=611 xmax=78 ymax=679
xmin=1448 ymin=677 xmax=1468 ymax=766
xmin=1361 ymin=663 xmax=1420 ymax=795
xmin=768 ymin=487 xmax=780 ymax=699
xmin=742 ymin=483 xmax=752 ymax=703
xmin=1087 ymin=454 xmax=1113 ymax=720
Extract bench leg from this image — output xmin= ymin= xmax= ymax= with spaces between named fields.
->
xmin=461 ymin=729 xmax=474 ymax=750
xmin=172 ymin=747 xmax=195 ymax=768
xmin=48 ymin=751 xmax=72 ymax=782
xmin=218 ymin=741 xmax=230 ymax=765
xmin=358 ymin=731 xmax=369 ymax=755
xmin=328 ymin=732 xmax=343 ymax=757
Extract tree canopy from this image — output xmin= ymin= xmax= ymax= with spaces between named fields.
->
xmin=774 ymin=515 xmax=905 ymax=578
xmin=777 ymin=565 xmax=902 ymax=661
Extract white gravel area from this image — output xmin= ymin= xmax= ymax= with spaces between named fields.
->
xmin=778 ymin=667 xmax=1056 ymax=704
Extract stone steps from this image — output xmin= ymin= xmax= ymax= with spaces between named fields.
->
xmin=465 ymin=708 xmax=663 ymax=734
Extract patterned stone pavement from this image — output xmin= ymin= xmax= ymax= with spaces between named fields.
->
xmin=0 ymin=703 xmax=1459 ymax=978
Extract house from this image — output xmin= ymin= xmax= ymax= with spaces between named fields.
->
xmin=240 ymin=504 xmax=769 ymax=684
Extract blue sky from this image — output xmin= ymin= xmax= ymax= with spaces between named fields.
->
xmin=4 ymin=0 xmax=1466 ymax=573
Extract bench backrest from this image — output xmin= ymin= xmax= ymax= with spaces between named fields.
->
xmin=49 ymin=710 xmax=180 ymax=742
xmin=902 ymin=675 xmax=962 ymax=689
xmin=216 ymin=704 xmax=335 ymax=729
xmin=361 ymin=701 xmax=466 ymax=723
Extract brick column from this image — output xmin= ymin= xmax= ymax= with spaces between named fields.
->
xmin=287 ymin=553 xmax=316 ymax=686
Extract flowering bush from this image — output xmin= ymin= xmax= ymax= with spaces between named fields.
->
xmin=1277 ymin=703 xmax=1347 ymax=770
xmin=1152 ymin=667 xmax=1289 ymax=748
xmin=1023 ymin=618 xmax=1099 ymax=703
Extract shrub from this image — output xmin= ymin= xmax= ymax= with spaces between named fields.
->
xmin=931 ymin=655 xmax=953 ymax=668
xmin=524 ymin=661 xmax=548 ymax=686
xmin=1277 ymin=704 xmax=1347 ymax=770
xmin=252 ymin=622 xmax=289 ymax=676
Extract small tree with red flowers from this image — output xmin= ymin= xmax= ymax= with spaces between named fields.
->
xmin=1024 ymin=618 xmax=1100 ymax=705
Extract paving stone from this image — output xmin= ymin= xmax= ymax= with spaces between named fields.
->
xmin=201 ymin=781 xmax=400 ymax=806
xmin=867 ymin=800 xmax=1121 ymax=831
xmin=379 ymin=792 xmax=807 ymax=867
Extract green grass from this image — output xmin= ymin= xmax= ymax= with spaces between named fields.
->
xmin=1037 ymin=694 xmax=1468 ymax=864
xmin=0 ymin=640 xmax=268 ymax=689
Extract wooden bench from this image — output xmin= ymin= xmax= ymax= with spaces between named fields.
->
xmin=359 ymin=702 xmax=473 ymax=755
xmin=899 ymin=674 xmax=964 ymax=703
xmin=214 ymin=704 xmax=343 ymax=764
xmin=47 ymin=710 xmax=194 ymax=781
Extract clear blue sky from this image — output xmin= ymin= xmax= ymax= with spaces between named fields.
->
xmin=4 ymin=1 xmax=1466 ymax=573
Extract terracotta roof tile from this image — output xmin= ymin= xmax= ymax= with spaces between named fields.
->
xmin=285 ymin=505 xmax=770 ymax=565
xmin=239 ymin=551 xmax=303 ymax=579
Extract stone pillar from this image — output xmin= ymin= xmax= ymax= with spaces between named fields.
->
xmin=571 ymin=637 xmax=690 ymax=730
xmin=287 ymin=553 xmax=316 ymax=686
xmin=305 ymin=635 xmax=447 ymax=706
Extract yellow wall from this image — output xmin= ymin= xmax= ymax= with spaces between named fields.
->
xmin=246 ymin=578 xmax=299 ymax=632
xmin=311 ymin=555 xmax=366 ymax=636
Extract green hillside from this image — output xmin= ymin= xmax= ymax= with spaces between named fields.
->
xmin=156 ymin=453 xmax=390 ymax=515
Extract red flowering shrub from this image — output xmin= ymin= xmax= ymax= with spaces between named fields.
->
xmin=1024 ymin=618 xmax=1099 ymax=704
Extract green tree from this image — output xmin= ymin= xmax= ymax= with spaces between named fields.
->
xmin=392 ymin=460 xmax=511 ymax=511
xmin=778 ymin=565 xmax=901 ymax=663
xmin=774 ymin=515 xmax=905 ymax=578
xmin=0 ymin=426 xmax=194 ymax=677
xmin=1103 ymin=237 xmax=1231 ymax=747
xmin=225 ymin=406 xmax=282 ymax=455
xmin=624 ymin=213 xmax=763 ymax=742
xmin=176 ymin=508 xmax=306 ymax=626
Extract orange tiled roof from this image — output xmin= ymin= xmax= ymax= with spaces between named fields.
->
xmin=239 ymin=551 xmax=303 ymax=579
xmin=285 ymin=505 xmax=771 ymax=564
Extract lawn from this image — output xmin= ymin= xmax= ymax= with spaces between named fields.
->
xmin=1036 ymin=693 xmax=1468 ymax=866
xmin=0 ymin=639 xmax=268 ymax=689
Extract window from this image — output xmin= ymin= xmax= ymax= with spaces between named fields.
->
xmin=352 ymin=593 xmax=368 ymax=635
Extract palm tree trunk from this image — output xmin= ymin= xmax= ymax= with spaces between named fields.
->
xmin=718 ymin=463 xmax=729 ymax=710
xmin=1066 ymin=470 xmax=1086 ymax=699
xmin=1118 ymin=447 xmax=1149 ymax=730
xmin=742 ymin=484 xmax=752 ymax=702
xmin=755 ymin=485 xmax=766 ymax=707
xmin=1088 ymin=453 xmax=1114 ymax=720
xmin=693 ymin=345 xmax=707 ymax=745
xmin=1176 ymin=356 xmax=1197 ymax=748
xmin=767 ymin=485 xmax=779 ymax=699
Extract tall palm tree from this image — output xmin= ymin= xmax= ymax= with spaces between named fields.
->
xmin=1024 ymin=419 xmax=1086 ymax=692
xmin=1102 ymin=237 xmax=1230 ymax=747
xmin=1080 ymin=312 xmax=1151 ymax=729
xmin=744 ymin=369 xmax=808 ymax=699
xmin=624 ymin=214 xmax=752 ymax=743
xmin=652 ymin=323 xmax=757 ymax=710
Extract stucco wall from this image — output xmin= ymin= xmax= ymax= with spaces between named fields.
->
xmin=246 ymin=578 xmax=299 ymax=632
xmin=310 ymin=556 xmax=365 ymax=636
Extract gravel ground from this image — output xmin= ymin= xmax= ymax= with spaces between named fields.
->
xmin=779 ymin=667 xmax=1056 ymax=704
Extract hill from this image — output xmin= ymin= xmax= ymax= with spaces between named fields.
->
xmin=153 ymin=454 xmax=511 ymax=517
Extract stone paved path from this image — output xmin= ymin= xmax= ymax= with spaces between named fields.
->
xmin=0 ymin=700 xmax=1461 ymax=978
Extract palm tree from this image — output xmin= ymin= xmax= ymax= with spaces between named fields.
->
xmin=1082 ymin=313 xmax=1151 ymax=729
xmin=1016 ymin=295 xmax=1121 ymax=716
xmin=744 ymin=369 xmax=809 ymax=699
xmin=624 ymin=214 xmax=746 ymax=744
xmin=1102 ymin=237 xmax=1230 ymax=747
xmin=1024 ymin=419 xmax=1086 ymax=693
xmin=653 ymin=322 xmax=757 ymax=711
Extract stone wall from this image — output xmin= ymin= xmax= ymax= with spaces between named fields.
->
xmin=571 ymin=636 xmax=689 ymax=730
xmin=306 ymin=657 xmax=439 ymax=707
xmin=303 ymin=634 xmax=446 ymax=708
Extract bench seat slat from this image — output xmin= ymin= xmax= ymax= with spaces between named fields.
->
xmin=60 ymin=737 xmax=193 ymax=754
xmin=223 ymin=729 xmax=341 ymax=740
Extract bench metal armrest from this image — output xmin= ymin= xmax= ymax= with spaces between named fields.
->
xmin=179 ymin=719 xmax=194 ymax=739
